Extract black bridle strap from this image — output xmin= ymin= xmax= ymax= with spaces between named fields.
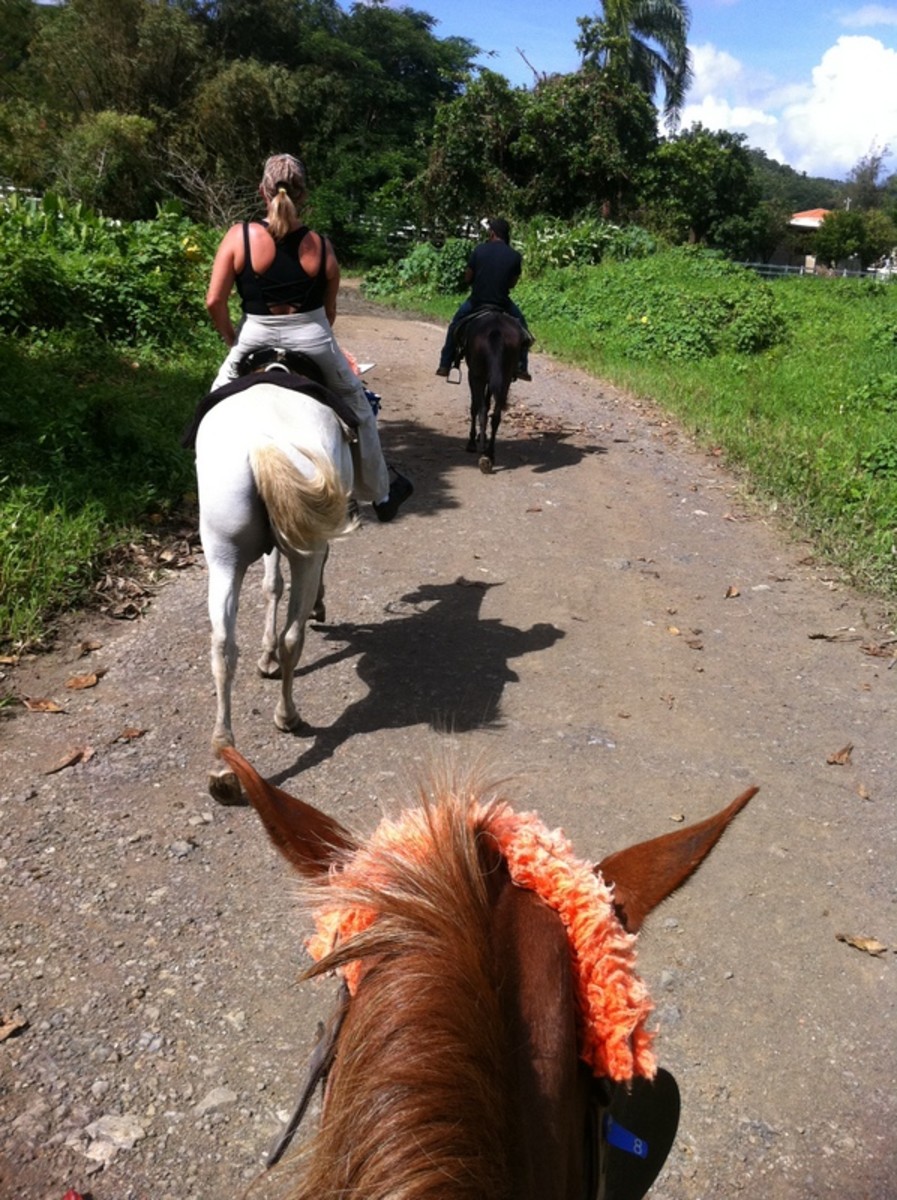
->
xmin=265 ymin=982 xmax=350 ymax=1169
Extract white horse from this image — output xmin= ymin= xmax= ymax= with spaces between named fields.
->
xmin=195 ymin=382 xmax=356 ymax=803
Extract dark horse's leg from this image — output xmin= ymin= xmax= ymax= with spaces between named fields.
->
xmin=467 ymin=371 xmax=486 ymax=455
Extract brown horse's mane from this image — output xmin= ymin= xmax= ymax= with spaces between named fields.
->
xmin=280 ymin=786 xmax=515 ymax=1200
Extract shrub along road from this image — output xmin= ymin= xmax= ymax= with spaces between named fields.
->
xmin=1 ymin=290 xmax=895 ymax=1199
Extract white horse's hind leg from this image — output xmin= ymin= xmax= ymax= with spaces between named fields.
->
xmin=274 ymin=549 xmax=327 ymax=733
xmin=206 ymin=555 xmax=246 ymax=804
xmin=257 ymin=548 xmax=283 ymax=678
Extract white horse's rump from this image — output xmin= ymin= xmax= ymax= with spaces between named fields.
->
xmin=250 ymin=442 xmax=352 ymax=553
xmin=195 ymin=384 xmax=355 ymax=803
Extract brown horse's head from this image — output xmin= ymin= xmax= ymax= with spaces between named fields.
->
xmin=220 ymin=747 xmax=754 ymax=1200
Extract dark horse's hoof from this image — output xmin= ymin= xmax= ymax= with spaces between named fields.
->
xmin=478 ymin=456 xmax=494 ymax=474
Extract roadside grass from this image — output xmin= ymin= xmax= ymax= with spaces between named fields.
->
xmin=0 ymin=195 xmax=222 ymax=651
xmin=0 ymin=330 xmax=217 ymax=649
xmin=366 ymin=247 xmax=897 ymax=605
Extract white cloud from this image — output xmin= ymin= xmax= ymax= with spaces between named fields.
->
xmin=839 ymin=5 xmax=897 ymax=28
xmin=682 ymin=35 xmax=897 ymax=178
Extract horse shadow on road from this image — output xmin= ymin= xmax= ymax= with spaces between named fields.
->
xmin=269 ymin=578 xmax=564 ymax=783
xmin=378 ymin=415 xmax=608 ymax=519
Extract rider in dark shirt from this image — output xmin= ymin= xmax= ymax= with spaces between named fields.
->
xmin=436 ymin=217 xmax=531 ymax=380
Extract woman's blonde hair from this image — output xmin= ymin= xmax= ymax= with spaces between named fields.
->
xmin=260 ymin=153 xmax=307 ymax=240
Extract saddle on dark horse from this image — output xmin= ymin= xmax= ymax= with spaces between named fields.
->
xmin=452 ymin=305 xmax=533 ymax=362
xmin=181 ymin=347 xmax=360 ymax=451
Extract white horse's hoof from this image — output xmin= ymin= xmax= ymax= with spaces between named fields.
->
xmin=257 ymin=652 xmax=282 ymax=679
xmin=478 ymin=456 xmax=494 ymax=474
xmin=275 ymin=711 xmax=303 ymax=734
xmin=209 ymin=768 xmax=244 ymax=806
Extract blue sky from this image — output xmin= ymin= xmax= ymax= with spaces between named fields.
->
xmin=396 ymin=0 xmax=897 ymax=181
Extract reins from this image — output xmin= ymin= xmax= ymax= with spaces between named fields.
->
xmin=265 ymin=981 xmax=350 ymax=1168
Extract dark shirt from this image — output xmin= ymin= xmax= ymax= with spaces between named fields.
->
xmin=236 ymin=222 xmax=328 ymax=315
xmin=468 ymin=240 xmax=523 ymax=310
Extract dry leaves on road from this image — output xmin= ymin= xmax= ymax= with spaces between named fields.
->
xmin=44 ymin=745 xmax=95 ymax=774
xmin=65 ymin=668 xmax=107 ymax=690
xmin=826 ymin=743 xmax=854 ymax=765
xmin=23 ymin=696 xmax=66 ymax=713
xmin=0 ymin=1009 xmax=28 ymax=1041
xmin=836 ymin=933 xmax=889 ymax=957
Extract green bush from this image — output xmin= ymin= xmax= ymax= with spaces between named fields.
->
xmin=0 ymin=193 xmax=214 ymax=347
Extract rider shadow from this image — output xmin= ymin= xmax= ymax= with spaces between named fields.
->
xmin=271 ymin=578 xmax=565 ymax=782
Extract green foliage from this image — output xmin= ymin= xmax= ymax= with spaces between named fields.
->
xmin=747 ymin=148 xmax=845 ymax=212
xmin=363 ymin=237 xmax=472 ymax=300
xmin=812 ymin=208 xmax=897 ymax=270
xmin=575 ymin=0 xmax=692 ymax=124
xmin=640 ymin=123 xmax=760 ymax=248
xmin=0 ymin=327 xmax=211 ymax=648
xmin=53 ymin=111 xmax=159 ymax=220
xmin=512 ymin=70 xmax=657 ymax=218
xmin=418 ymin=71 xmax=526 ymax=231
xmin=0 ymin=194 xmax=214 ymax=346
xmin=518 ymin=246 xmax=788 ymax=360
xmin=519 ymin=215 xmax=656 ymax=273
xmin=0 ymin=200 xmax=220 ymax=647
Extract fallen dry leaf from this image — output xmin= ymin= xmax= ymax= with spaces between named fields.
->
xmin=525 ymin=506 xmax=543 ymax=513
xmin=0 ymin=1010 xmax=27 ymax=1041
xmin=856 ymin=782 xmax=871 ymax=800
xmin=77 ymin=639 xmax=103 ymax=657
xmin=670 ymin=813 xmax=685 ymax=823
xmin=23 ymin=696 xmax=65 ymax=713
xmin=45 ymin=745 xmax=95 ymax=774
xmin=65 ymin=668 xmax=107 ymax=690
xmin=112 ymin=727 xmax=147 ymax=743
xmin=686 ymin=638 xmax=704 ymax=650
xmin=826 ymin=743 xmax=853 ymax=765
xmin=724 ymin=585 xmax=740 ymax=598
xmin=836 ymin=933 xmax=888 ymax=957
xmin=0 ymin=654 xmax=20 ymax=666
xmin=861 ymin=640 xmax=897 ymax=660
xmin=667 ymin=626 xmax=681 ymax=636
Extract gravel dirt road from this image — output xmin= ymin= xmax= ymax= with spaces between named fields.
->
xmin=2 ymin=286 xmax=895 ymax=1200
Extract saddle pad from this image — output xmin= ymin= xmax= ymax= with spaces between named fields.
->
xmin=181 ymin=371 xmax=358 ymax=450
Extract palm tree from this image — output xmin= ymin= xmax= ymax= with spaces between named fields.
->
xmin=576 ymin=0 xmax=692 ymax=127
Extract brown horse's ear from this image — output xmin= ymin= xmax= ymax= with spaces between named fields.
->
xmin=218 ymin=746 xmax=356 ymax=875
xmin=596 ymin=786 xmax=758 ymax=933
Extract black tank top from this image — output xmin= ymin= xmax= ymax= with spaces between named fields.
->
xmin=235 ymin=222 xmax=328 ymax=315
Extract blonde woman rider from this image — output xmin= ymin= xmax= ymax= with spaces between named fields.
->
xmin=205 ymin=153 xmax=412 ymax=522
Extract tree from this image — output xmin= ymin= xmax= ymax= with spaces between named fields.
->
xmin=514 ymin=68 xmax=657 ymax=218
xmin=54 ymin=111 xmax=158 ymax=218
xmin=640 ymin=123 xmax=759 ymax=246
xmin=418 ymin=71 xmax=527 ymax=231
xmin=845 ymin=147 xmax=890 ymax=211
xmin=575 ymin=0 xmax=692 ymax=126
xmin=813 ymin=208 xmax=896 ymax=269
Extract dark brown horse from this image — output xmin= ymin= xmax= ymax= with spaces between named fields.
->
xmin=221 ymin=746 xmax=755 ymax=1200
xmin=464 ymin=310 xmax=524 ymax=473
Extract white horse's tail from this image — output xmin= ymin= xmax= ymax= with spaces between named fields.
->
xmin=250 ymin=442 xmax=356 ymax=554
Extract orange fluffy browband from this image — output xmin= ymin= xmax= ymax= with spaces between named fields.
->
xmin=307 ymin=803 xmax=656 ymax=1083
